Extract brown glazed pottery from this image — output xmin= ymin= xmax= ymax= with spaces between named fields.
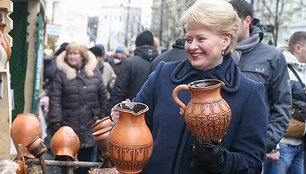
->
xmin=11 ymin=113 xmax=42 ymax=159
xmin=92 ymin=116 xmax=114 ymax=132
xmin=50 ymin=126 xmax=80 ymax=161
xmin=26 ymin=136 xmax=47 ymax=157
xmin=0 ymin=22 xmax=11 ymax=69
xmin=108 ymin=102 xmax=153 ymax=174
xmin=172 ymin=79 xmax=232 ymax=142
xmin=93 ymin=126 xmax=113 ymax=158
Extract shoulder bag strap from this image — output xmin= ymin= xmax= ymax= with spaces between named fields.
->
xmin=288 ymin=64 xmax=305 ymax=89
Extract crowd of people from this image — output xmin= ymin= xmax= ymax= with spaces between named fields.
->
xmin=39 ymin=0 xmax=306 ymax=173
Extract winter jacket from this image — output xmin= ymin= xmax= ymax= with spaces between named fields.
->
xmin=237 ymin=26 xmax=291 ymax=153
xmin=279 ymin=47 xmax=306 ymax=146
xmin=151 ymin=38 xmax=187 ymax=72
xmin=106 ymin=45 xmax=158 ymax=115
xmin=281 ymin=48 xmax=306 ymax=102
xmin=134 ymin=56 xmax=268 ymax=174
xmin=48 ymin=51 xmax=108 ymax=148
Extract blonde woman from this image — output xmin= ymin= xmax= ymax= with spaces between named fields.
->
xmin=118 ymin=0 xmax=268 ymax=173
xmin=48 ymin=42 xmax=108 ymax=174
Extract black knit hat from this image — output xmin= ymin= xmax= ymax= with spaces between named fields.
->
xmin=135 ymin=30 xmax=154 ymax=47
xmin=89 ymin=46 xmax=103 ymax=57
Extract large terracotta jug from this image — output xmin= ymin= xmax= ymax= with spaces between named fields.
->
xmin=0 ymin=22 xmax=11 ymax=69
xmin=172 ymin=79 xmax=232 ymax=142
xmin=108 ymin=102 xmax=153 ymax=174
xmin=11 ymin=113 xmax=42 ymax=159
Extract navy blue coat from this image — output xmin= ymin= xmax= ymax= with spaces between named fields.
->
xmin=134 ymin=56 xmax=268 ymax=173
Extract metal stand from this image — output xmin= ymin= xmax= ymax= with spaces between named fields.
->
xmin=26 ymin=159 xmax=103 ymax=173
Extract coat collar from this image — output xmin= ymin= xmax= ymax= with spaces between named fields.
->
xmin=56 ymin=51 xmax=97 ymax=80
xmin=170 ymin=55 xmax=240 ymax=93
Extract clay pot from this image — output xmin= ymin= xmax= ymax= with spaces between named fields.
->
xmin=11 ymin=113 xmax=42 ymax=159
xmin=93 ymin=126 xmax=112 ymax=157
xmin=0 ymin=22 xmax=11 ymax=69
xmin=26 ymin=136 xmax=47 ymax=157
xmin=172 ymin=79 xmax=232 ymax=142
xmin=108 ymin=102 xmax=153 ymax=174
xmin=92 ymin=116 xmax=113 ymax=132
xmin=51 ymin=126 xmax=80 ymax=161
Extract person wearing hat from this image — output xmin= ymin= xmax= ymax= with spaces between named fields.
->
xmin=108 ymin=45 xmax=126 ymax=75
xmin=89 ymin=46 xmax=117 ymax=99
xmin=106 ymin=30 xmax=159 ymax=115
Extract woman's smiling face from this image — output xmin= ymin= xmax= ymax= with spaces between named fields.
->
xmin=185 ymin=23 xmax=230 ymax=71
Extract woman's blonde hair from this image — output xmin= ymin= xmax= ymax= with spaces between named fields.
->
xmin=65 ymin=42 xmax=89 ymax=59
xmin=180 ymin=0 xmax=239 ymax=55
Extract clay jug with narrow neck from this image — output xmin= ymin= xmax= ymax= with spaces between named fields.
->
xmin=172 ymin=79 xmax=232 ymax=142
xmin=11 ymin=113 xmax=42 ymax=159
xmin=108 ymin=102 xmax=153 ymax=174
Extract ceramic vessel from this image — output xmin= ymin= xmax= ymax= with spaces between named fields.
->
xmin=11 ymin=113 xmax=42 ymax=159
xmin=0 ymin=22 xmax=11 ymax=69
xmin=50 ymin=126 xmax=80 ymax=161
xmin=92 ymin=117 xmax=113 ymax=158
xmin=172 ymin=79 xmax=232 ymax=142
xmin=108 ymin=102 xmax=153 ymax=174
xmin=92 ymin=116 xmax=113 ymax=132
xmin=26 ymin=136 xmax=47 ymax=157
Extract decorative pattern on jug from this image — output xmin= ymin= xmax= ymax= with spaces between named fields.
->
xmin=108 ymin=142 xmax=153 ymax=173
xmin=172 ymin=79 xmax=232 ymax=143
xmin=185 ymin=99 xmax=231 ymax=141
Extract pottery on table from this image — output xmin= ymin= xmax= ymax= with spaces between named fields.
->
xmin=50 ymin=126 xmax=80 ymax=161
xmin=108 ymin=102 xmax=153 ymax=174
xmin=172 ymin=79 xmax=232 ymax=142
xmin=11 ymin=113 xmax=42 ymax=159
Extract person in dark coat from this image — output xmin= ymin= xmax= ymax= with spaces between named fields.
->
xmin=106 ymin=30 xmax=158 ymax=115
xmin=109 ymin=0 xmax=268 ymax=173
xmin=229 ymin=0 xmax=291 ymax=167
xmin=47 ymin=42 xmax=108 ymax=174
xmin=150 ymin=38 xmax=187 ymax=72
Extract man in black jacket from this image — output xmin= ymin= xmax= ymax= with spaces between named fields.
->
xmin=106 ymin=30 xmax=158 ymax=115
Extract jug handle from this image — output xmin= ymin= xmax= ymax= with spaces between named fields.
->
xmin=172 ymin=84 xmax=189 ymax=115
